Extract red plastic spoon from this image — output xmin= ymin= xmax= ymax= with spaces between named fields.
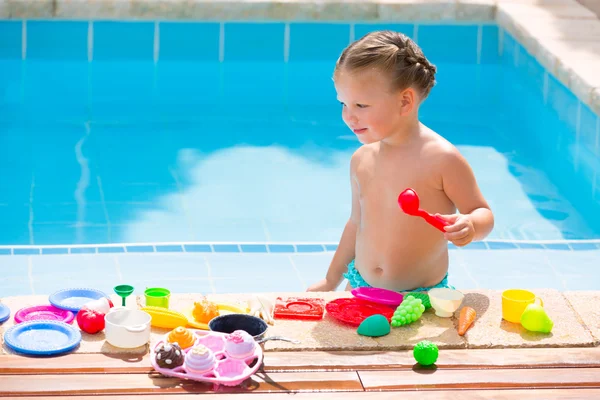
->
xmin=397 ymin=188 xmax=450 ymax=232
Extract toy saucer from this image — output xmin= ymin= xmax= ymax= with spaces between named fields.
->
xmin=274 ymin=297 xmax=325 ymax=320
xmin=49 ymin=288 xmax=108 ymax=312
xmin=14 ymin=305 xmax=75 ymax=324
xmin=4 ymin=320 xmax=82 ymax=356
xmin=0 ymin=303 xmax=10 ymax=324
xmin=351 ymin=287 xmax=404 ymax=307
xmin=325 ymin=298 xmax=395 ymax=326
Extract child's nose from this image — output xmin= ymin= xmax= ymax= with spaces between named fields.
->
xmin=344 ymin=111 xmax=358 ymax=125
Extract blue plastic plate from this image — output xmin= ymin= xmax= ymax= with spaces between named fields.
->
xmin=0 ymin=303 xmax=10 ymax=324
xmin=49 ymin=288 xmax=108 ymax=312
xmin=4 ymin=320 xmax=81 ymax=356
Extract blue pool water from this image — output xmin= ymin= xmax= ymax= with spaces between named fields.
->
xmin=1 ymin=21 xmax=600 ymax=247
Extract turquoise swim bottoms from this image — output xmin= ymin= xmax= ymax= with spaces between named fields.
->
xmin=343 ymin=259 xmax=454 ymax=292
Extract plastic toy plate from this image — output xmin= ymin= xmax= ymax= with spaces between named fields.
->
xmin=14 ymin=305 xmax=75 ymax=324
xmin=150 ymin=329 xmax=263 ymax=386
xmin=325 ymin=298 xmax=395 ymax=326
xmin=274 ymin=297 xmax=325 ymax=320
xmin=0 ymin=303 xmax=10 ymax=324
xmin=4 ymin=320 xmax=82 ymax=356
xmin=351 ymin=287 xmax=404 ymax=307
xmin=49 ymin=288 xmax=108 ymax=312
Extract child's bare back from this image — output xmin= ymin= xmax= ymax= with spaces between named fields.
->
xmin=307 ymin=30 xmax=494 ymax=293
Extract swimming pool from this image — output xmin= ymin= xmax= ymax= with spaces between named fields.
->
xmin=0 ymin=21 xmax=599 ymax=247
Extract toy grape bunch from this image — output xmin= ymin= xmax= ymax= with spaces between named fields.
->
xmin=391 ymin=295 xmax=425 ymax=327
xmin=413 ymin=340 xmax=439 ymax=366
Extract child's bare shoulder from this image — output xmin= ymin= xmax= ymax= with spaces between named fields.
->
xmin=350 ymin=143 xmax=378 ymax=170
xmin=422 ymin=127 xmax=464 ymax=165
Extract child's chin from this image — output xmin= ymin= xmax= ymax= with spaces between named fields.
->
xmin=356 ymin=135 xmax=376 ymax=144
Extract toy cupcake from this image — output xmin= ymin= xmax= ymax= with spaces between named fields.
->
xmin=167 ymin=326 xmax=195 ymax=349
xmin=224 ymin=330 xmax=256 ymax=359
xmin=184 ymin=344 xmax=217 ymax=374
xmin=155 ymin=342 xmax=184 ymax=369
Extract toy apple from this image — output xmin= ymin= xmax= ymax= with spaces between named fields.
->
xmin=77 ymin=307 xmax=106 ymax=334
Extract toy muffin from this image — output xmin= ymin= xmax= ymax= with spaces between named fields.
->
xmin=184 ymin=344 xmax=217 ymax=374
xmin=167 ymin=326 xmax=195 ymax=349
xmin=155 ymin=342 xmax=184 ymax=369
xmin=224 ymin=330 xmax=256 ymax=359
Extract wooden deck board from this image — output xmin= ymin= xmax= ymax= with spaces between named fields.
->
xmin=0 ymin=371 xmax=363 ymax=396
xmin=3 ymin=347 xmax=600 ymax=375
xmin=3 ymin=347 xmax=600 ymax=396
xmin=358 ymin=367 xmax=600 ymax=391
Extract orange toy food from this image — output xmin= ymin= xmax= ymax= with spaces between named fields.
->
xmin=167 ymin=326 xmax=196 ymax=349
xmin=192 ymin=299 xmax=219 ymax=324
xmin=457 ymin=306 xmax=476 ymax=336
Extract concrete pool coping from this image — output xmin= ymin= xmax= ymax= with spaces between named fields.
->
xmin=1 ymin=0 xmax=600 ymax=117
xmin=0 ymin=290 xmax=598 ymax=355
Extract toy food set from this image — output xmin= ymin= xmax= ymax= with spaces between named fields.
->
xmin=151 ymin=327 xmax=263 ymax=386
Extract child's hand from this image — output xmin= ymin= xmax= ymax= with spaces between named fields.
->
xmin=307 ymin=278 xmax=337 ymax=292
xmin=436 ymin=213 xmax=475 ymax=247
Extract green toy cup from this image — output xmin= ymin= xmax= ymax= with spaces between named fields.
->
xmin=144 ymin=287 xmax=170 ymax=308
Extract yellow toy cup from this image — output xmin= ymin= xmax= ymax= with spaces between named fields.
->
xmin=144 ymin=287 xmax=170 ymax=308
xmin=502 ymin=289 xmax=543 ymax=323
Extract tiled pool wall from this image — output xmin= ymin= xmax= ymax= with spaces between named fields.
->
xmin=500 ymin=31 xmax=600 ymax=234
xmin=0 ymin=21 xmax=500 ymax=117
xmin=2 ymin=240 xmax=600 ymax=257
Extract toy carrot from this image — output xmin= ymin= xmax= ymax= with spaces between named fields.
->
xmin=457 ymin=306 xmax=476 ymax=336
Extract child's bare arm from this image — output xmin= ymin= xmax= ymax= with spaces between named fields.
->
xmin=439 ymin=149 xmax=494 ymax=245
xmin=307 ymin=151 xmax=361 ymax=291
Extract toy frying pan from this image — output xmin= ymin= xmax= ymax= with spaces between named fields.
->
xmin=398 ymin=188 xmax=449 ymax=232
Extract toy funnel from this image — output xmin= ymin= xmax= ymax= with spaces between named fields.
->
xmin=114 ymin=284 xmax=135 ymax=307
xmin=398 ymin=188 xmax=449 ymax=232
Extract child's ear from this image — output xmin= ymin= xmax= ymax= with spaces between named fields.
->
xmin=398 ymin=88 xmax=416 ymax=116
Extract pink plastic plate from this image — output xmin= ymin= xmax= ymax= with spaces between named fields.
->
xmin=14 ymin=305 xmax=75 ymax=325
xmin=150 ymin=329 xmax=263 ymax=387
xmin=351 ymin=287 xmax=404 ymax=307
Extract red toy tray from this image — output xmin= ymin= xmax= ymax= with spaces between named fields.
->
xmin=325 ymin=297 xmax=395 ymax=326
xmin=273 ymin=297 xmax=325 ymax=320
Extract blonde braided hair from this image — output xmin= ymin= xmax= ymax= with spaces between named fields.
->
xmin=335 ymin=30 xmax=437 ymax=99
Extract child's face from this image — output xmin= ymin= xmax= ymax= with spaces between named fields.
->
xmin=334 ymin=68 xmax=404 ymax=144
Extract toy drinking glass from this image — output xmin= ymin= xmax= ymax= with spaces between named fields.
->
xmin=502 ymin=289 xmax=543 ymax=324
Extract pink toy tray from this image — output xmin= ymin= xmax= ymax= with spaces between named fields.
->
xmin=150 ymin=329 xmax=263 ymax=387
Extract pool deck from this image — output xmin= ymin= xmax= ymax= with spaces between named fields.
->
xmin=1 ymin=0 xmax=600 ymax=118
xmin=1 ymin=290 xmax=600 ymax=396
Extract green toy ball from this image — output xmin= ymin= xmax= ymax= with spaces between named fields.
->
xmin=413 ymin=340 xmax=439 ymax=366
